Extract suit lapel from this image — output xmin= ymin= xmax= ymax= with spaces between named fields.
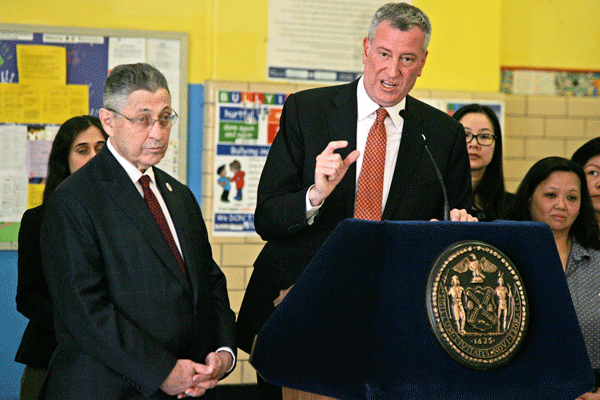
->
xmin=326 ymin=80 xmax=360 ymax=217
xmin=98 ymin=150 xmax=192 ymax=294
xmin=383 ymin=95 xmax=426 ymax=219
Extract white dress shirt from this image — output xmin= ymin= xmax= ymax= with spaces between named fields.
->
xmin=107 ymin=140 xmax=184 ymax=259
xmin=306 ymin=76 xmax=406 ymax=222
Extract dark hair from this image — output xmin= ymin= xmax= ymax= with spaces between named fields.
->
xmin=504 ymin=156 xmax=600 ymax=250
xmin=452 ymin=104 xmax=506 ymax=220
xmin=572 ymin=137 xmax=600 ymax=167
xmin=43 ymin=115 xmax=108 ymax=203
xmin=230 ymin=160 xmax=241 ymax=170
xmin=217 ymin=165 xmax=225 ymax=175
xmin=103 ymin=63 xmax=170 ymax=111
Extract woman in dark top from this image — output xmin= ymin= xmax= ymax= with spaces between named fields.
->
xmin=504 ymin=157 xmax=600 ymax=399
xmin=15 ymin=115 xmax=107 ymax=399
xmin=452 ymin=104 xmax=513 ymax=221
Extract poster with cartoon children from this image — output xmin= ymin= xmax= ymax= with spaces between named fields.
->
xmin=212 ymin=90 xmax=286 ymax=236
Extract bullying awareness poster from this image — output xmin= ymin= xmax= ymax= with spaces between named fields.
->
xmin=212 ymin=90 xmax=286 ymax=236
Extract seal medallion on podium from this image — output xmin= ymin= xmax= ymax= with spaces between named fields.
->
xmin=426 ymin=240 xmax=529 ymax=370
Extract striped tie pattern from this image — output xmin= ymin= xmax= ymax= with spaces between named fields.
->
xmin=139 ymin=175 xmax=187 ymax=276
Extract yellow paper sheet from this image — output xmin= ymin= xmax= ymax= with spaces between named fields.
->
xmin=17 ymin=44 xmax=66 ymax=85
xmin=0 ymin=83 xmax=88 ymax=124
xmin=27 ymin=184 xmax=45 ymax=209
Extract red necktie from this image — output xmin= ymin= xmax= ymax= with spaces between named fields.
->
xmin=139 ymin=175 xmax=186 ymax=276
xmin=354 ymin=108 xmax=388 ymax=221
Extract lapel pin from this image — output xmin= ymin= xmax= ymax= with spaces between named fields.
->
xmin=166 ymin=183 xmax=173 ymax=192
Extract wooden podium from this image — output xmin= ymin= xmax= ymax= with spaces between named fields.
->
xmin=283 ymin=388 xmax=336 ymax=400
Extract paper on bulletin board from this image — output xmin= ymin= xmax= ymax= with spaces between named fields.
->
xmin=106 ymin=37 xmax=181 ymax=179
xmin=267 ymin=0 xmax=392 ymax=83
xmin=148 ymin=39 xmax=181 ymax=113
xmin=148 ymin=39 xmax=182 ymax=178
xmin=212 ymin=90 xmax=287 ymax=236
xmin=0 ymin=83 xmax=88 ymax=124
xmin=16 ymin=44 xmax=66 ymax=84
xmin=26 ymin=123 xmax=60 ymax=208
xmin=27 ymin=183 xmax=45 ymax=209
xmin=108 ymin=37 xmax=146 ymax=72
xmin=42 ymin=84 xmax=89 ymax=124
xmin=0 ymin=124 xmax=28 ymax=222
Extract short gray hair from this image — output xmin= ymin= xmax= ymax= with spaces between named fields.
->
xmin=368 ymin=2 xmax=432 ymax=52
xmin=103 ymin=63 xmax=170 ymax=111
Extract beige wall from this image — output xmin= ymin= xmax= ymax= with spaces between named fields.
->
xmin=503 ymin=95 xmax=600 ymax=192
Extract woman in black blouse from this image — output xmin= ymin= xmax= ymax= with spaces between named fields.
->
xmin=453 ymin=104 xmax=513 ymax=221
xmin=572 ymin=137 xmax=600 ymax=228
xmin=15 ymin=115 xmax=107 ymax=399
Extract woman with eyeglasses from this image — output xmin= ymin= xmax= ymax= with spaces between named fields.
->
xmin=452 ymin=103 xmax=513 ymax=221
xmin=15 ymin=115 xmax=108 ymax=400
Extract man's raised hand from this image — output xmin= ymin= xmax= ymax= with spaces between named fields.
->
xmin=309 ymin=140 xmax=360 ymax=207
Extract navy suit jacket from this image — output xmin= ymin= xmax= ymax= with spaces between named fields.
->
xmin=236 ymin=80 xmax=472 ymax=353
xmin=40 ymin=147 xmax=236 ymax=399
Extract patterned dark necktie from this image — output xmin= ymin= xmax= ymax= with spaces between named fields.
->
xmin=354 ymin=107 xmax=388 ymax=221
xmin=139 ymin=175 xmax=186 ymax=276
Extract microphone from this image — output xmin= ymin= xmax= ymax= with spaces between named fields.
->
xmin=399 ymin=109 xmax=450 ymax=221
xmin=420 ymin=133 xmax=450 ymax=221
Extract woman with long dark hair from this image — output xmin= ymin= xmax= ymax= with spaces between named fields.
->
xmin=504 ymin=157 xmax=600 ymax=399
xmin=15 ymin=115 xmax=107 ymax=399
xmin=453 ymin=104 xmax=512 ymax=221
xmin=572 ymin=137 xmax=600 ymax=228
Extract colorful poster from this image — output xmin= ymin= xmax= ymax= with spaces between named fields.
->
xmin=445 ymin=100 xmax=504 ymax=132
xmin=212 ymin=90 xmax=286 ymax=236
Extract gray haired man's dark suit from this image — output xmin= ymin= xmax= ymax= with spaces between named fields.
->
xmin=40 ymin=147 xmax=236 ymax=399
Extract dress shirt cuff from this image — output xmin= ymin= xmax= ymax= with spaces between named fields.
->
xmin=305 ymin=185 xmax=323 ymax=225
xmin=216 ymin=347 xmax=236 ymax=372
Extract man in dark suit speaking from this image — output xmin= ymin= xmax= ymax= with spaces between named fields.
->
xmin=237 ymin=3 xmax=476 ymax=399
xmin=40 ymin=63 xmax=236 ymax=399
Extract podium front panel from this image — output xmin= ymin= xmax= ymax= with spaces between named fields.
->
xmin=251 ymin=220 xmax=594 ymax=399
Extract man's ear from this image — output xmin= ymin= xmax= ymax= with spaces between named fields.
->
xmin=98 ymin=108 xmax=115 ymax=137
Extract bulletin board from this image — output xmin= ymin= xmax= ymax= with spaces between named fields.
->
xmin=0 ymin=24 xmax=188 ymax=249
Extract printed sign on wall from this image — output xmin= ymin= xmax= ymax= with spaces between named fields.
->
xmin=212 ymin=90 xmax=286 ymax=236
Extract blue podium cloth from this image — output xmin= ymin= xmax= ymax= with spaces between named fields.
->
xmin=251 ymin=220 xmax=594 ymax=399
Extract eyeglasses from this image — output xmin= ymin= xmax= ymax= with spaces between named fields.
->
xmin=465 ymin=132 xmax=495 ymax=146
xmin=107 ymin=108 xmax=178 ymax=130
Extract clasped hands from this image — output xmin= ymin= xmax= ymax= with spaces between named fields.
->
xmin=160 ymin=351 xmax=233 ymax=398
xmin=308 ymin=140 xmax=477 ymax=222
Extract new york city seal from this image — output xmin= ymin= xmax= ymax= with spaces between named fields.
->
xmin=426 ymin=241 xmax=528 ymax=370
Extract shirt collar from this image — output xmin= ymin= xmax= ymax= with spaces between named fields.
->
xmin=356 ymin=76 xmax=406 ymax=130
xmin=107 ymin=139 xmax=156 ymax=184
xmin=570 ymin=237 xmax=590 ymax=262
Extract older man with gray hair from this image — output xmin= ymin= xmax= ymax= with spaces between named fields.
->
xmin=41 ymin=63 xmax=236 ymax=399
